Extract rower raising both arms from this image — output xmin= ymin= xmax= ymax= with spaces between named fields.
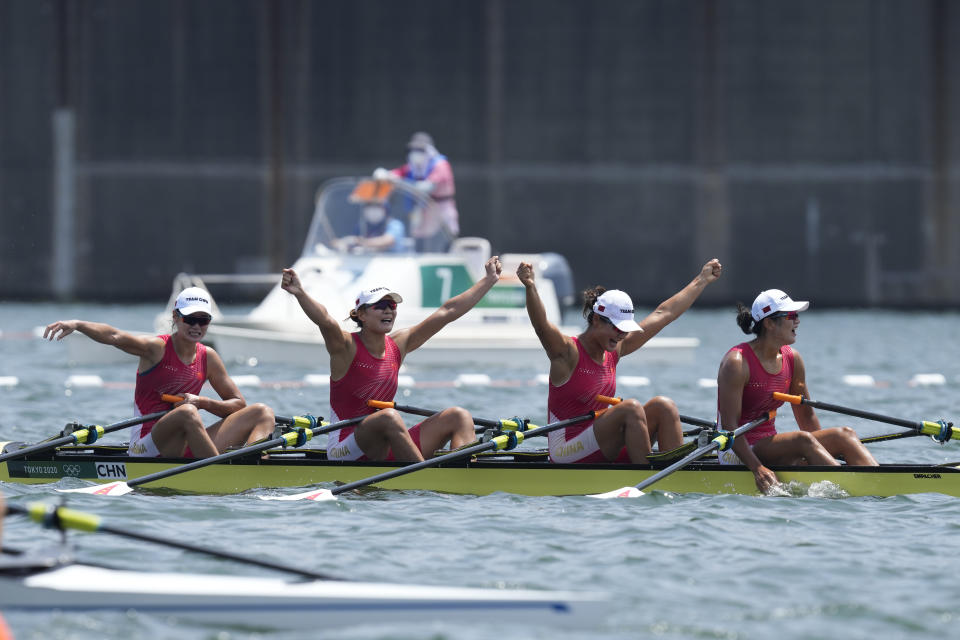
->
xmin=43 ymin=288 xmax=276 ymax=458
xmin=519 ymin=259 xmax=722 ymax=464
xmin=281 ymin=256 xmax=503 ymax=462
xmin=716 ymin=289 xmax=878 ymax=493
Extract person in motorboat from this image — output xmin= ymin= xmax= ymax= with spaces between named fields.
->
xmin=42 ymin=287 xmax=276 ymax=458
xmin=280 ymin=256 xmax=502 ymax=462
xmin=373 ymin=131 xmax=458 ymax=253
xmin=517 ymin=259 xmax=723 ymax=464
xmin=716 ymin=289 xmax=878 ymax=493
xmin=335 ymin=196 xmax=407 ymax=254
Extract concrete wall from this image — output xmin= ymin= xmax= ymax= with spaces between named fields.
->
xmin=1 ymin=0 xmax=957 ymax=306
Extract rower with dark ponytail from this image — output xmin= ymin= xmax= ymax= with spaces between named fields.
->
xmin=736 ymin=301 xmax=761 ymax=335
xmin=518 ymin=257 xmax=723 ymax=465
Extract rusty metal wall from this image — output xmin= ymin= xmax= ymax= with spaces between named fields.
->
xmin=1 ymin=0 xmax=957 ymax=306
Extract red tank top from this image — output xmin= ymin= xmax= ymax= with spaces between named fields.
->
xmin=132 ymin=335 xmax=207 ymax=439
xmin=329 ymin=333 xmax=401 ymax=442
xmin=547 ymin=337 xmax=619 ymax=440
xmin=725 ymin=342 xmax=794 ymax=445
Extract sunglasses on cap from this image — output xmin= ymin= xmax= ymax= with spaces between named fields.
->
xmin=366 ymin=299 xmax=397 ymax=311
xmin=178 ymin=312 xmax=212 ymax=326
xmin=769 ymin=311 xmax=799 ymax=321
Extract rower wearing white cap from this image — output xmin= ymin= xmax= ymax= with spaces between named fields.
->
xmin=517 ymin=259 xmax=722 ymax=464
xmin=717 ymin=289 xmax=878 ymax=493
xmin=42 ymin=287 xmax=276 ymax=458
xmin=281 ymin=256 xmax=502 ymax=462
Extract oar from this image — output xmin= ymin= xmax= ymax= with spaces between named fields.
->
xmin=260 ymin=409 xmax=609 ymax=502
xmin=586 ymin=411 xmax=776 ymax=499
xmin=367 ymin=400 xmax=529 ymax=433
xmin=0 ymin=410 xmax=173 ymax=464
xmin=6 ymin=501 xmax=340 ymax=581
xmin=772 ymin=393 xmax=959 ymax=443
xmin=595 ymin=395 xmax=714 ymax=437
xmin=60 ymin=413 xmax=367 ymax=496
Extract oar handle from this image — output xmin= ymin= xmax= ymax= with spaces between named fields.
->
xmin=772 ymin=392 xmax=958 ymax=439
xmin=7 ymin=502 xmax=340 ymax=581
xmin=161 ymin=394 xmax=183 ymax=403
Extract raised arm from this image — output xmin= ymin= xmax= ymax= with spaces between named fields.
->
xmin=517 ymin=262 xmax=576 ymax=372
xmin=43 ymin=320 xmax=163 ymax=363
xmin=717 ymin=349 xmax=778 ymax=492
xmin=620 ymin=258 xmax=722 ymax=357
xmin=393 ymin=256 xmax=502 ymax=355
xmin=281 ymin=268 xmax=353 ymax=357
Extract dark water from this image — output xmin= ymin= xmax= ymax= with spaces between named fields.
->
xmin=1 ymin=302 xmax=958 ymax=639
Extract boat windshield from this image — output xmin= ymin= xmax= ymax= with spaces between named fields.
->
xmin=302 ymin=177 xmax=440 ymax=257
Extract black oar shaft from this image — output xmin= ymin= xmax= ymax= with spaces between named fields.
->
xmin=330 ymin=411 xmax=600 ymax=495
xmin=0 ymin=411 xmax=170 ymax=464
xmin=369 ymin=401 xmax=504 ymax=429
xmin=6 ymin=503 xmax=339 ymax=581
xmin=128 ymin=416 xmax=366 ymax=489
xmin=790 ymin=397 xmax=920 ymax=430
xmin=632 ymin=412 xmax=772 ymax=493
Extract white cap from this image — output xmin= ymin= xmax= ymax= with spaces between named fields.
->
xmin=175 ymin=287 xmax=212 ymax=316
xmin=353 ymin=287 xmax=403 ymax=312
xmin=751 ymin=289 xmax=809 ymax=321
xmin=593 ymin=290 xmax=643 ymax=333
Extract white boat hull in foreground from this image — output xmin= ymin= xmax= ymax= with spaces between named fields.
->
xmin=0 ymin=563 xmax=606 ymax=631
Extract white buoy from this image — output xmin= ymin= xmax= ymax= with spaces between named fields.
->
xmin=697 ymin=378 xmax=718 ymax=388
xmin=534 ymin=373 xmax=551 ymax=385
xmin=398 ymin=375 xmax=416 ymax=387
xmin=65 ymin=375 xmax=104 ymax=388
xmin=909 ymin=373 xmax=946 ymax=387
xmin=302 ymin=374 xmax=330 ymax=387
xmin=618 ymin=376 xmax=650 ymax=387
xmin=0 ymin=376 xmax=19 ymax=387
xmin=231 ymin=375 xmax=262 ymax=387
xmin=454 ymin=373 xmax=492 ymax=387
xmin=842 ymin=374 xmax=876 ymax=387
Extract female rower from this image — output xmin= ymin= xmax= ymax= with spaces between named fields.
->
xmin=43 ymin=287 xmax=276 ymax=458
xmin=281 ymin=256 xmax=502 ymax=462
xmin=518 ymin=258 xmax=722 ymax=464
xmin=716 ymin=289 xmax=878 ymax=493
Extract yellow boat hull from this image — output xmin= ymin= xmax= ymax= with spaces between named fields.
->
xmin=2 ymin=444 xmax=959 ymax=497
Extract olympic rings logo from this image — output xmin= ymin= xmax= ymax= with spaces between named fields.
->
xmin=62 ymin=464 xmax=82 ymax=476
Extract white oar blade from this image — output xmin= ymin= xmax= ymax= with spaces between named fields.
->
xmin=57 ymin=481 xmax=134 ymax=496
xmin=585 ymin=486 xmax=645 ymax=499
xmin=258 ymin=488 xmax=336 ymax=502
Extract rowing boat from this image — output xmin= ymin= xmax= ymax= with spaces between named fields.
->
xmin=2 ymin=441 xmax=959 ymax=498
xmin=0 ymin=549 xmax=605 ymax=630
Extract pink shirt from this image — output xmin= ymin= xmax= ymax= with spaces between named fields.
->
xmin=725 ymin=342 xmax=795 ymax=445
xmin=547 ymin=337 xmax=619 ymax=443
xmin=392 ymin=157 xmax=459 ymax=237
xmin=328 ymin=333 xmax=401 ymax=443
xmin=132 ymin=335 xmax=207 ymax=440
